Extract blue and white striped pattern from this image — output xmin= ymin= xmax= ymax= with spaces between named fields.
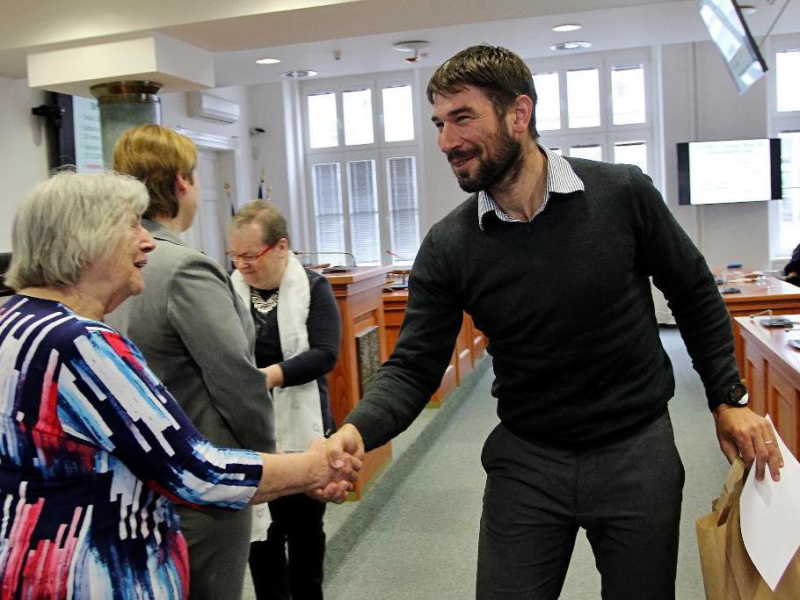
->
xmin=0 ymin=295 xmax=263 ymax=598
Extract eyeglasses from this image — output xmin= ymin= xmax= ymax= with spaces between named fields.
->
xmin=225 ymin=244 xmax=273 ymax=263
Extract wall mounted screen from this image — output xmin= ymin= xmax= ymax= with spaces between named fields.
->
xmin=677 ymin=138 xmax=782 ymax=205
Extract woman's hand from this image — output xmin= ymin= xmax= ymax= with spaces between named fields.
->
xmin=263 ymin=364 xmax=284 ymax=389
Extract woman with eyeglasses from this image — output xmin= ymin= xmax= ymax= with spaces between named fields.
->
xmin=226 ymin=200 xmax=341 ymax=600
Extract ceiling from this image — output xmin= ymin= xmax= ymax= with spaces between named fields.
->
xmin=2 ymin=0 xmax=799 ymax=86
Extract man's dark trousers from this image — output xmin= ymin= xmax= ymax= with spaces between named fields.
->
xmin=477 ymin=411 xmax=685 ymax=599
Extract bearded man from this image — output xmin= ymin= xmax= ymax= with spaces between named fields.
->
xmin=323 ymin=45 xmax=782 ymax=599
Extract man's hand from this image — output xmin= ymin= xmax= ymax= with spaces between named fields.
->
xmin=714 ymin=405 xmax=784 ymax=481
xmin=308 ymin=424 xmax=366 ymax=503
xmin=303 ymin=437 xmax=362 ymax=503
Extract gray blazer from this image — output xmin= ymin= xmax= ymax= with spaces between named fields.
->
xmin=109 ymin=219 xmax=276 ymax=453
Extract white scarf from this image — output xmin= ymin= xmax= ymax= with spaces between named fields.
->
xmin=231 ymin=253 xmax=325 ymax=453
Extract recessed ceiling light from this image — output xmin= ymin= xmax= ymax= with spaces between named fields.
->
xmin=550 ymin=41 xmax=593 ymax=51
xmin=255 ymin=58 xmax=281 ymax=65
xmin=737 ymin=3 xmax=757 ymax=15
xmin=552 ymin=24 xmax=582 ymax=33
xmin=280 ymin=69 xmax=318 ymax=79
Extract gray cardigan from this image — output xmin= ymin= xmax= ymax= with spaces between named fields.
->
xmin=108 ymin=220 xmax=275 ymax=453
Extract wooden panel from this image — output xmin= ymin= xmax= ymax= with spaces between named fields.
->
xmin=736 ymin=316 xmax=800 ymax=459
xmin=743 ymin=335 xmax=768 ymax=416
xmin=381 ymin=289 xmax=478 ymax=408
xmin=324 ymin=266 xmax=393 ymax=499
xmin=767 ymin=367 xmax=799 ymax=457
xmin=721 ymin=277 xmax=800 ymax=378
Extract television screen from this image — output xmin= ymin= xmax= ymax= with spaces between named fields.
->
xmin=677 ymin=139 xmax=782 ymax=205
xmin=699 ymin=0 xmax=768 ymax=94
xmin=50 ymin=93 xmax=104 ymax=173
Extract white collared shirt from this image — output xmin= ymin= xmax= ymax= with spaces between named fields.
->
xmin=477 ymin=145 xmax=585 ymax=231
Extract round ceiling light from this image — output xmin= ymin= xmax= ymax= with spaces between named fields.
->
xmin=737 ymin=3 xmax=757 ymax=15
xmin=392 ymin=40 xmax=430 ymax=63
xmin=255 ymin=58 xmax=281 ymax=65
xmin=550 ymin=41 xmax=593 ymax=51
xmin=552 ymin=24 xmax=582 ymax=33
xmin=392 ymin=40 xmax=430 ymax=53
xmin=280 ymin=70 xmax=318 ymax=79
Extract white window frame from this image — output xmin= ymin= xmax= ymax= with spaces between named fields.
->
xmin=529 ymin=48 xmax=658 ymax=181
xmin=301 ymin=72 xmax=421 ymax=265
xmin=767 ymin=33 xmax=800 ymax=261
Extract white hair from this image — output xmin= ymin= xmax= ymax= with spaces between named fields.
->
xmin=5 ymin=170 xmax=149 ymax=289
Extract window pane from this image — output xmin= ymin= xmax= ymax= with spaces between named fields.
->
xmin=348 ymin=160 xmax=380 ymax=264
xmin=308 ymin=93 xmax=338 ymax=149
xmin=569 ymin=144 xmax=603 ymax=161
xmin=612 ymin=65 xmax=646 ymax=125
xmin=777 ymin=50 xmax=800 ymax=113
xmin=533 ymin=72 xmax=560 ymax=131
xmin=383 ymin=85 xmax=415 ymax=142
xmin=614 ymin=141 xmax=648 ymax=174
xmin=778 ymin=132 xmax=800 ymax=255
xmin=567 ymin=69 xmax=601 ymax=128
xmin=387 ymin=156 xmax=420 ymax=263
xmin=312 ymin=163 xmax=345 ymax=264
xmin=343 ymin=89 xmax=374 ymax=146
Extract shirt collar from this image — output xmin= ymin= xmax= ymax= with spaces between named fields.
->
xmin=477 ymin=145 xmax=585 ymax=231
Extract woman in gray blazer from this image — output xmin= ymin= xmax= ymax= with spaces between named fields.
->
xmin=110 ymin=124 xmax=276 ymax=600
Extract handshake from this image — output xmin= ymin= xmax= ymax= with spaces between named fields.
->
xmin=307 ymin=424 xmax=366 ymax=503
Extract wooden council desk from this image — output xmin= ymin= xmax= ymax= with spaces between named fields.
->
xmin=324 ymin=265 xmax=393 ymax=499
xmin=720 ymin=277 xmax=800 ymax=377
xmin=382 ymin=288 xmax=487 ymax=406
xmin=736 ymin=315 xmax=800 ymax=458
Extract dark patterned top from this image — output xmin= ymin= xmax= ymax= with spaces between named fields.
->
xmin=0 ymin=295 xmax=262 ymax=599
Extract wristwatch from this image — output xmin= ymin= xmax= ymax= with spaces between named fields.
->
xmin=712 ymin=382 xmax=749 ymax=411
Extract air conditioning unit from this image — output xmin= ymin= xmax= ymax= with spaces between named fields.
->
xmin=187 ymin=91 xmax=240 ymax=124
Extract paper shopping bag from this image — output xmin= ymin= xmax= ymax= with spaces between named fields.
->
xmin=696 ymin=458 xmax=800 ymax=599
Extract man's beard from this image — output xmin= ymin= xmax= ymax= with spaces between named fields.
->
xmin=449 ymin=128 xmax=523 ymax=193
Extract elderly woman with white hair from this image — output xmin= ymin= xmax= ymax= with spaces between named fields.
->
xmin=0 ymin=171 xmax=357 ymax=599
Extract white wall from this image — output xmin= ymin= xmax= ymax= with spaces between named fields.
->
xmin=247 ymin=82 xmax=293 ymax=232
xmin=0 ymin=77 xmax=50 ymax=251
xmin=660 ymin=41 xmax=771 ymax=271
xmin=414 ymin=66 xmax=470 ymax=236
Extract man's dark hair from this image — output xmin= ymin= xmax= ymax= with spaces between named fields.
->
xmin=426 ymin=45 xmax=539 ymax=139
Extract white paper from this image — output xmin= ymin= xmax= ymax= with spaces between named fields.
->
xmin=740 ymin=415 xmax=800 ymax=591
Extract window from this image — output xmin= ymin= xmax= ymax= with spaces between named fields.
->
xmin=567 ymin=69 xmax=601 ymax=128
xmin=304 ymin=77 xmax=420 ymax=265
xmin=768 ymin=36 xmax=800 ymax=260
xmin=533 ymin=72 xmax=560 ymax=131
xmin=531 ymin=49 xmax=656 ymax=178
xmin=776 ymin=50 xmax=800 ymax=113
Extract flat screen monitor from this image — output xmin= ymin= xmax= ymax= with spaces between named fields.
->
xmin=677 ymin=138 xmax=782 ymax=205
xmin=49 ymin=93 xmax=104 ymax=173
xmin=699 ymin=0 xmax=768 ymax=94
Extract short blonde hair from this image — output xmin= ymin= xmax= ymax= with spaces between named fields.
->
xmin=229 ymin=200 xmax=289 ymax=246
xmin=5 ymin=171 xmax=149 ymax=289
xmin=113 ymin=124 xmax=197 ymax=220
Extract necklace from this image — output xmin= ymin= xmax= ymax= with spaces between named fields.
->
xmin=251 ymin=288 xmax=279 ymax=315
